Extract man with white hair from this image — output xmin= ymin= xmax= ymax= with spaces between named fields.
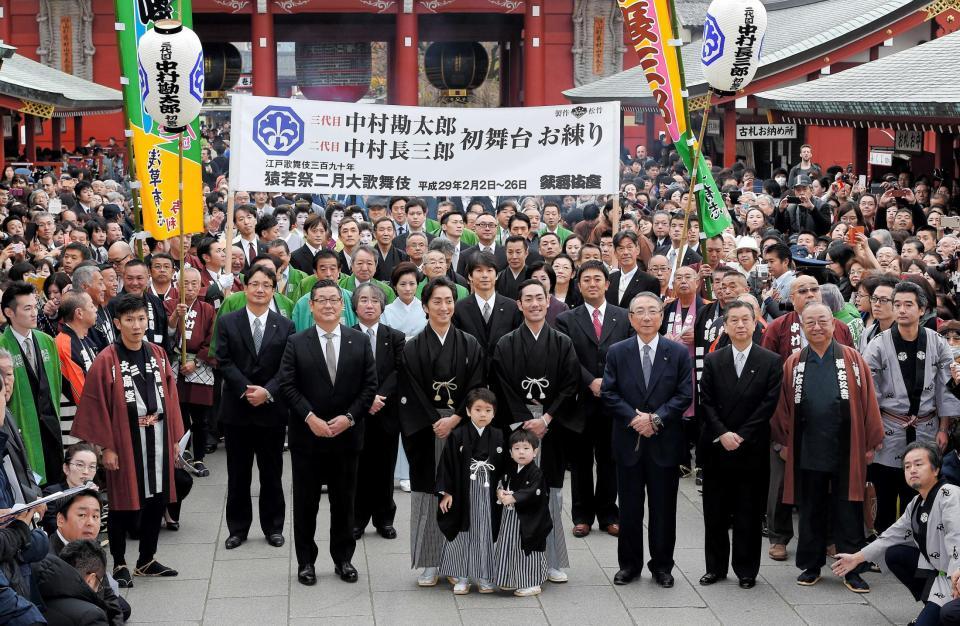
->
xmin=772 ymin=302 xmax=883 ymax=592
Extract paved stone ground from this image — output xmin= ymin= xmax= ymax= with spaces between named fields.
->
xmin=117 ymin=451 xmax=919 ymax=625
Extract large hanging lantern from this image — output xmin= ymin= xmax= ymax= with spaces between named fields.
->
xmin=202 ymin=42 xmax=242 ymax=92
xmin=295 ymin=42 xmax=372 ymax=102
xmin=424 ymin=42 xmax=489 ymax=102
xmin=137 ymin=19 xmax=204 ymax=132
xmin=700 ymin=0 xmax=767 ymax=95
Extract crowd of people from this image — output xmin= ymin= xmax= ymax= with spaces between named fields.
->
xmin=0 ymin=132 xmax=958 ymax=623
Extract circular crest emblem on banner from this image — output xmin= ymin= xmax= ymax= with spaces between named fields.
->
xmin=253 ymin=106 xmax=305 ymax=156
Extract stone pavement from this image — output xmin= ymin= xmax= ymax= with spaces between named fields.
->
xmin=118 ymin=452 xmax=919 ymax=625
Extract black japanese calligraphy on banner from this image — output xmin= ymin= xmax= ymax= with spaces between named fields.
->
xmin=230 ymin=95 xmax=621 ymax=195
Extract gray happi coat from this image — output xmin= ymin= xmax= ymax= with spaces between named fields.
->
xmin=864 ymin=328 xmax=960 ymax=467
xmin=862 ymin=482 xmax=960 ymax=606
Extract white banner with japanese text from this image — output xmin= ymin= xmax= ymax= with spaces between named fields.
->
xmin=229 ymin=95 xmax=621 ymax=195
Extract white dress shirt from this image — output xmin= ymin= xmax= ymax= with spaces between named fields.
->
xmin=618 ymin=265 xmax=637 ymax=305
xmin=637 ymin=333 xmax=659 ymax=359
xmin=585 ymin=301 xmax=607 ymax=324
xmin=246 ymin=308 xmax=269 ymax=340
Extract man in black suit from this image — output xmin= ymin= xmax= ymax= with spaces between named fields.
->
xmin=372 ymin=217 xmax=407 ymax=282
xmin=393 ymin=198 xmax=434 ymax=252
xmin=605 ymin=231 xmax=660 ymax=308
xmin=279 ymin=279 xmax=377 ymax=586
xmin=453 ymin=251 xmax=522 ymax=358
xmin=215 ymin=265 xmax=295 ymax=551
xmin=456 ymin=212 xmax=507 ymax=274
xmin=233 ymin=205 xmax=263 ymax=271
xmin=289 ymin=214 xmax=329 ymax=274
xmin=351 ymin=284 xmax=405 ymax=541
xmin=556 ymin=261 xmax=632 ymax=538
xmin=697 ymin=299 xmax=781 ymax=589
xmin=601 ymin=291 xmax=693 ymax=588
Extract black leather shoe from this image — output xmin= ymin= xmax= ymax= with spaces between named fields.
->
xmin=653 ymin=571 xmax=675 ymax=588
xmin=267 ymin=534 xmax=284 ymax=547
xmin=613 ymin=568 xmax=639 ymax=585
xmin=738 ymin=577 xmax=756 ymax=589
xmin=699 ymin=572 xmax=726 ymax=586
xmin=298 ymin=564 xmax=316 ymax=586
xmin=335 ymin=561 xmax=358 ymax=583
xmin=224 ymin=535 xmax=244 ymax=550
xmin=352 ymin=528 xmax=363 ymax=540
xmin=377 ymin=525 xmax=397 ymax=539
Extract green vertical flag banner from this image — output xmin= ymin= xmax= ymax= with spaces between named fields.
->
xmin=114 ymin=0 xmax=204 ymax=240
xmin=674 ymin=129 xmax=731 ymax=239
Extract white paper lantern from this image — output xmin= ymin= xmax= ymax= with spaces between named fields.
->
xmin=700 ymin=0 xmax=768 ymax=95
xmin=137 ymin=19 xmax=204 ymax=132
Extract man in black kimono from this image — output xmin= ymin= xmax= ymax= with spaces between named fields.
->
xmin=492 ymin=279 xmax=580 ymax=583
xmin=398 ymin=277 xmax=485 ymax=587
xmin=496 ymin=236 xmax=529 ymax=300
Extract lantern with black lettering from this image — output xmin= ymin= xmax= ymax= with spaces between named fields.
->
xmin=424 ymin=42 xmax=489 ymax=102
xmin=137 ymin=19 xmax=204 ymax=132
xmin=700 ymin=0 xmax=768 ymax=95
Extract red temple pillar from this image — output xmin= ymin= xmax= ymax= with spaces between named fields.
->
xmin=723 ymin=103 xmax=736 ymax=168
xmin=251 ymin=4 xmax=276 ymax=97
xmin=523 ymin=2 xmax=545 ymax=106
xmin=24 ymin=115 xmax=35 ymax=161
xmin=393 ymin=9 xmax=419 ymax=106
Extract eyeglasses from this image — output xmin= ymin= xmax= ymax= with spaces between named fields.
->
xmin=795 ymin=286 xmax=820 ymax=296
xmin=69 ymin=462 xmax=98 ymax=472
xmin=802 ymin=319 xmax=832 ymax=328
xmin=869 ymin=296 xmax=892 ymax=305
xmin=312 ymin=296 xmax=342 ymax=305
xmin=247 ymin=281 xmax=274 ymax=291
xmin=630 ymin=308 xmax=662 ymax=317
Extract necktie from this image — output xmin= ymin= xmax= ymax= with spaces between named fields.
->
xmin=482 ymin=302 xmax=492 ymax=324
xmin=252 ymin=318 xmax=263 ymax=354
xmin=592 ymin=308 xmax=603 ymax=340
xmin=366 ymin=327 xmax=376 ymax=354
xmin=22 ymin=338 xmax=36 ymax=374
xmin=248 ymin=241 xmax=256 ymax=266
xmin=324 ymin=332 xmax=337 ymax=384
xmin=735 ymin=351 xmax=746 ymax=378
xmin=642 ymin=344 xmax=652 ymax=388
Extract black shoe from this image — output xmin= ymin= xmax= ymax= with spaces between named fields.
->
xmin=377 ymin=525 xmax=397 ymax=539
xmin=613 ymin=568 xmax=639 ymax=585
xmin=298 ymin=564 xmax=316 ymax=586
xmin=844 ymin=573 xmax=870 ymax=593
xmin=335 ymin=561 xmax=358 ymax=583
xmin=113 ymin=565 xmax=133 ymax=588
xmin=796 ymin=568 xmax=821 ymax=586
xmin=204 ymin=444 xmax=218 ymax=454
xmin=164 ymin=520 xmax=180 ymax=531
xmin=193 ymin=461 xmax=210 ymax=477
xmin=738 ymin=577 xmax=756 ymax=589
xmin=134 ymin=560 xmax=178 ymax=577
xmin=653 ymin=571 xmax=675 ymax=588
xmin=352 ymin=528 xmax=363 ymax=540
xmin=267 ymin=534 xmax=284 ymax=547
xmin=699 ymin=572 xmax=726 ymax=586
xmin=224 ymin=535 xmax=245 ymax=550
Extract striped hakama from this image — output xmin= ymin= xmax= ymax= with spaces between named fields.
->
xmin=409 ymin=433 xmax=446 ymax=568
xmin=545 ymin=487 xmax=569 ymax=569
xmin=494 ymin=504 xmax=547 ymax=589
xmin=438 ymin=461 xmax=495 ymax=582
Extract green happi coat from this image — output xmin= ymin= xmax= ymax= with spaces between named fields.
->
xmin=0 ymin=327 xmax=62 ymax=484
